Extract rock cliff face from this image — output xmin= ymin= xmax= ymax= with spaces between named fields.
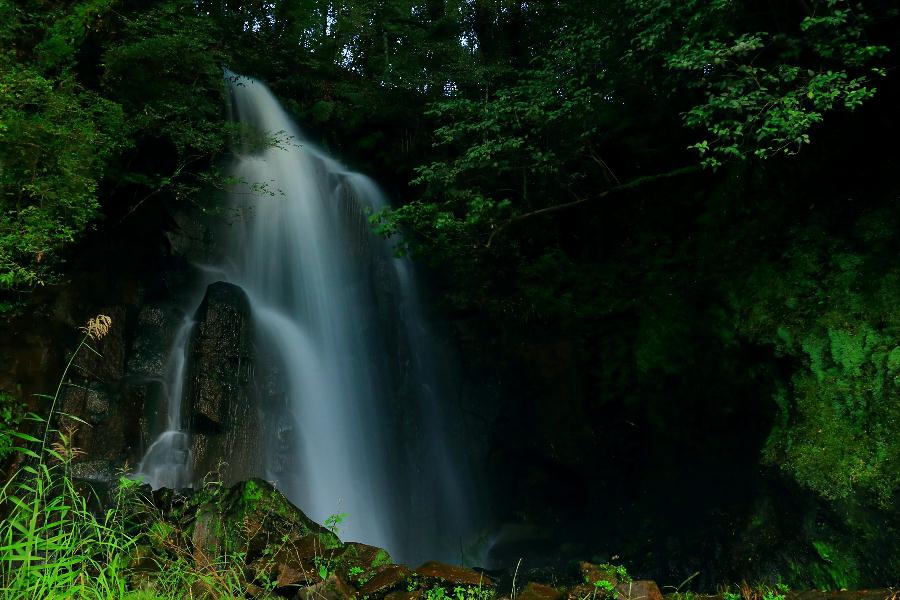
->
xmin=53 ymin=279 xmax=276 ymax=492
xmin=0 ymin=201 xmax=263 ymax=493
xmin=183 ymin=281 xmax=264 ymax=486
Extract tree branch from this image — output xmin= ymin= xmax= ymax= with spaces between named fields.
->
xmin=485 ymin=164 xmax=700 ymax=247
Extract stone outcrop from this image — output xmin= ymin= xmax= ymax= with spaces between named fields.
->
xmin=127 ymin=478 xmax=505 ymax=599
xmin=615 ymin=581 xmax=663 ymax=600
xmin=359 ymin=565 xmax=413 ymax=598
xmin=518 ymin=583 xmax=565 ymax=600
xmin=415 ymin=561 xmax=493 ymax=588
xmin=183 ymin=281 xmax=263 ymax=485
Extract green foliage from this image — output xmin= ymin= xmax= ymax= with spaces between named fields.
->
xmin=0 ymin=329 xmax=137 ymax=598
xmin=591 ymin=580 xmax=616 ymax=598
xmin=324 ymin=511 xmax=349 ymax=534
xmin=424 ymin=584 xmax=495 ymax=600
xmin=35 ymin=0 xmax=117 ymax=71
xmin=0 ymin=65 xmax=126 ymax=289
xmin=629 ymin=0 xmax=888 ymax=168
xmin=0 ymin=0 xmax=231 ymax=301
xmin=102 ymin=1 xmax=229 ymax=166
xmin=375 ymin=1 xmax=890 ymax=321
xmin=0 ymin=392 xmax=23 ymax=460
xmin=807 ymin=540 xmax=861 ymax=589
xmin=737 ymin=216 xmax=900 ymax=506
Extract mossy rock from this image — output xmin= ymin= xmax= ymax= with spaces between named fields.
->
xmin=335 ymin=542 xmax=395 ymax=587
xmin=188 ymin=479 xmax=341 ymax=560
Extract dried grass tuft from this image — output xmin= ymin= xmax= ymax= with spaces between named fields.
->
xmin=81 ymin=314 xmax=112 ymax=341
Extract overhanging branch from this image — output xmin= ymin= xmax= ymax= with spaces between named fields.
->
xmin=485 ymin=165 xmax=700 ymax=247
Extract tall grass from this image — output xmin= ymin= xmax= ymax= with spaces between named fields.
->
xmin=0 ymin=315 xmax=139 ymax=599
xmin=0 ymin=316 xmax=260 ymax=599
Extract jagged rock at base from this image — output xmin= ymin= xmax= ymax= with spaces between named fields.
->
xmin=415 ymin=561 xmax=493 ymax=587
xmin=517 ymin=583 xmax=564 ymax=600
xmin=578 ymin=562 xmax=622 ymax=586
xmin=300 ymin=574 xmax=357 ymax=600
xmin=358 ymin=565 xmax=413 ymax=599
xmin=385 ymin=591 xmax=424 ymax=600
xmin=126 ymin=478 xmax=505 ymax=599
xmin=615 ymin=581 xmax=663 ymax=600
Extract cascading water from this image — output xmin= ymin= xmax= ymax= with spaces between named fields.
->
xmin=137 ymin=72 xmax=476 ymax=564
xmin=135 ymin=317 xmax=195 ymax=490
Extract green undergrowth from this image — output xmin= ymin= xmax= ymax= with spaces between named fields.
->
xmin=0 ymin=317 xmax=256 ymax=599
xmin=0 ymin=315 xmax=391 ymax=598
xmin=0 ymin=391 xmax=23 ymax=461
xmin=424 ymin=584 xmax=495 ymax=600
xmin=0 ymin=319 xmax=136 ymax=598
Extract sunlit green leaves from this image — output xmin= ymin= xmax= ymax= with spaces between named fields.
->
xmin=630 ymin=0 xmax=889 ymax=167
xmin=737 ymin=214 xmax=900 ymax=507
xmin=0 ymin=65 xmax=126 ymax=289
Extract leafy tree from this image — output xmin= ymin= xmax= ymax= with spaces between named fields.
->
xmin=0 ymin=0 xmax=126 ymax=293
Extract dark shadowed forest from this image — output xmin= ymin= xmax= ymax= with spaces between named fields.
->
xmin=1 ymin=1 xmax=899 ymax=598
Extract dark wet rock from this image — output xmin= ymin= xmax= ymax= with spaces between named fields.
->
xmin=344 ymin=541 xmax=392 ymax=567
xmin=69 ymin=459 xmax=119 ymax=506
xmin=415 ymin=561 xmax=493 ymax=588
xmin=269 ymin=556 xmax=317 ymax=588
xmin=120 ymin=378 xmax=165 ymax=446
xmin=337 ymin=542 xmax=394 ymax=584
xmin=298 ymin=573 xmax=356 ymax=600
xmin=60 ymin=377 xmax=145 ymax=466
xmin=167 ymin=206 xmax=219 ymax=264
xmin=248 ymin=535 xmax=328 ymax=590
xmin=615 ymin=582 xmax=663 ymax=600
xmin=567 ymin=584 xmax=598 ymax=600
xmin=191 ymin=508 xmax=224 ymax=569
xmin=184 ymin=282 xmax=263 ymax=485
xmin=84 ymin=386 xmax=110 ymax=424
xmin=70 ymin=459 xmax=117 ymax=487
xmin=73 ymin=306 xmax=128 ymax=383
xmin=359 ymin=565 xmax=414 ymax=598
xmin=55 ymin=305 xmax=147 ymax=465
xmin=126 ymin=304 xmax=186 ymax=379
xmin=518 ymin=583 xmax=564 ymax=600
xmin=61 ymin=382 xmax=111 ymax=428
xmin=385 ymin=591 xmax=424 ymax=600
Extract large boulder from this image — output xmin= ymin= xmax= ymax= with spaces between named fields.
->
xmin=184 ymin=282 xmax=263 ymax=485
xmin=131 ymin=479 xmax=387 ymax=598
xmin=614 ymin=581 xmax=663 ymax=600
xmin=517 ymin=583 xmax=564 ymax=600
xmin=415 ymin=561 xmax=494 ymax=588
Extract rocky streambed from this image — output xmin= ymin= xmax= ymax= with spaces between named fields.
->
xmin=121 ymin=478 xmax=899 ymax=600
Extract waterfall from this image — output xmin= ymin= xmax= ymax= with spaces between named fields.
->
xmin=136 ymin=72 xmax=475 ymax=564
xmin=135 ymin=318 xmax=194 ymax=490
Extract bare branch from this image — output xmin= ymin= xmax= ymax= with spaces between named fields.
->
xmin=486 ymin=165 xmax=699 ymax=247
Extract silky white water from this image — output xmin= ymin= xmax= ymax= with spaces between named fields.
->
xmin=135 ymin=318 xmax=194 ymax=490
xmin=138 ymin=72 xmax=474 ymax=563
